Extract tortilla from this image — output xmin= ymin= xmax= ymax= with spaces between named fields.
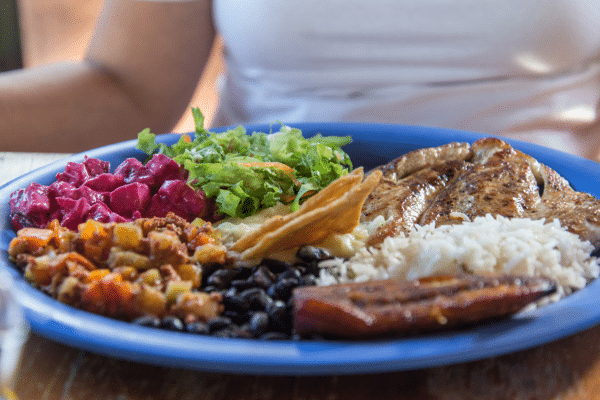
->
xmin=232 ymin=168 xmax=382 ymax=260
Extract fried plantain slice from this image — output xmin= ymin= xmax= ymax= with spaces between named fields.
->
xmin=293 ymin=274 xmax=557 ymax=338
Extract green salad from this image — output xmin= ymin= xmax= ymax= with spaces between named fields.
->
xmin=136 ymin=108 xmax=353 ymax=219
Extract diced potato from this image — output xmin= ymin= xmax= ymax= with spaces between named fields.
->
xmin=148 ymin=230 xmax=188 ymax=266
xmin=176 ymin=264 xmax=202 ymax=288
xmin=164 ymin=280 xmax=193 ymax=303
xmin=24 ymin=254 xmax=53 ymax=285
xmin=137 ymin=284 xmax=167 ymax=316
xmin=138 ymin=268 xmax=161 ymax=286
xmin=60 ymin=252 xmax=97 ymax=271
xmin=171 ymin=291 xmax=223 ymax=322
xmin=8 ymin=237 xmax=29 ymax=258
xmin=8 ymin=228 xmax=54 ymax=257
xmin=9 ymin=213 xmax=229 ymax=323
xmin=148 ymin=230 xmax=178 ymax=252
xmin=46 ymin=220 xmax=77 ymax=252
xmin=112 ymin=266 xmax=138 ymax=281
xmin=106 ymin=247 xmax=151 ymax=270
xmin=112 ymin=223 xmax=144 ymax=249
xmin=193 ymin=243 xmax=227 ymax=265
xmin=56 ymin=276 xmax=81 ymax=304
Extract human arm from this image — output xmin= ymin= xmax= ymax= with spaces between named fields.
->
xmin=0 ymin=0 xmax=215 ymax=153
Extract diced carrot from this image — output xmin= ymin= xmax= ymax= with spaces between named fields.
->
xmin=78 ymin=219 xmax=107 ymax=241
xmin=81 ymin=280 xmax=103 ymax=305
xmin=116 ymin=280 xmax=133 ymax=302
xmin=87 ymin=269 xmax=111 ymax=282
xmin=189 ymin=232 xmax=214 ymax=248
xmin=102 ymin=272 xmax=123 ymax=284
xmin=100 ymin=274 xmax=133 ymax=315
xmin=61 ymin=252 xmax=97 ymax=271
xmin=182 ymin=134 xmax=192 ymax=143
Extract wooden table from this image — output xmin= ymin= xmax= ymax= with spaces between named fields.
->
xmin=3 ymin=152 xmax=600 ymax=400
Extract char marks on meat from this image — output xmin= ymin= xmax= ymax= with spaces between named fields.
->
xmin=362 ymin=137 xmax=600 ymax=248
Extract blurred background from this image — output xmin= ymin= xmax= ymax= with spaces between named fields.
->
xmin=13 ymin=0 xmax=223 ymax=131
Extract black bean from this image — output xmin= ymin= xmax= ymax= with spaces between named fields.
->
xmin=186 ymin=321 xmax=210 ymax=335
xmin=249 ymin=312 xmax=270 ymax=337
xmin=303 ymin=262 xmax=321 ymax=277
xmin=207 ymin=268 xmax=243 ymax=289
xmin=278 ymin=269 xmax=302 ymax=282
xmin=203 ymin=285 xmax=219 ymax=293
xmin=235 ymin=267 xmax=251 ymax=278
xmin=223 ymin=287 xmax=238 ymax=299
xmin=208 ymin=316 xmax=233 ymax=333
xmin=239 ymin=287 xmax=273 ymax=310
xmin=223 ymin=294 xmax=250 ymax=313
xmin=238 ymin=322 xmax=252 ymax=334
xmin=267 ymin=284 xmax=277 ymax=298
xmin=161 ymin=316 xmax=185 ymax=331
xmin=296 ymin=246 xmax=331 ymax=263
xmin=266 ymin=300 xmax=288 ymax=331
xmin=271 ymin=278 xmax=299 ymax=301
xmin=200 ymin=263 xmax=220 ymax=285
xmin=292 ymin=264 xmax=307 ymax=275
xmin=231 ymin=279 xmax=254 ymax=291
xmin=260 ymin=258 xmax=292 ymax=274
xmin=286 ymin=297 xmax=295 ymax=314
xmin=305 ymin=333 xmax=327 ymax=341
xmin=132 ymin=315 xmax=161 ymax=329
xmin=251 ymin=266 xmax=276 ymax=289
xmin=222 ymin=310 xmax=244 ymax=324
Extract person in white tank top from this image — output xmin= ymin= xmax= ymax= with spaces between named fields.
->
xmin=1 ymin=0 xmax=600 ymax=160
xmin=214 ymin=0 xmax=600 ymax=161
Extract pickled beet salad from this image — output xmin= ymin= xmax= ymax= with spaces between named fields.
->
xmin=9 ymin=153 xmax=218 ymax=231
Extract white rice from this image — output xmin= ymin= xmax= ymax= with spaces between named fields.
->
xmin=317 ymin=215 xmax=599 ymax=301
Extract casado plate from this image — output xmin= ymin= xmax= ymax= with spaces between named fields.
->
xmin=1 ymin=123 xmax=600 ymax=375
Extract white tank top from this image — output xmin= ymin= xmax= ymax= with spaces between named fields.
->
xmin=213 ymin=0 xmax=600 ymax=161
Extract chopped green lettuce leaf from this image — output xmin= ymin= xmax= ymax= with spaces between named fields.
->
xmin=136 ymin=108 xmax=353 ymax=218
xmin=135 ymin=128 xmax=159 ymax=155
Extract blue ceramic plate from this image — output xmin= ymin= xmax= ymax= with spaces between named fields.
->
xmin=1 ymin=123 xmax=600 ymax=376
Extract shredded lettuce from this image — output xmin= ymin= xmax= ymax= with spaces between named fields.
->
xmin=136 ymin=108 xmax=352 ymax=218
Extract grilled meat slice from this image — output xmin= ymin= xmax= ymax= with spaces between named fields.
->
xmin=375 ymin=141 xmax=471 ymax=180
xmin=293 ymin=274 xmax=557 ymax=338
xmin=363 ymin=160 xmax=469 ymax=245
xmin=361 ymin=137 xmax=600 ymax=250
xmin=529 ymin=164 xmax=600 ymax=248
xmin=419 ymin=140 xmax=541 ymax=227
